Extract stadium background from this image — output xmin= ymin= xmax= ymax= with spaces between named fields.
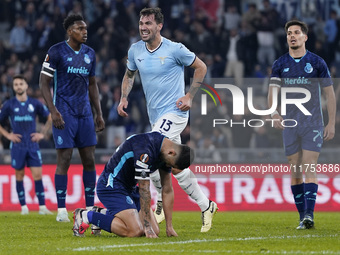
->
xmin=0 ymin=0 xmax=339 ymax=212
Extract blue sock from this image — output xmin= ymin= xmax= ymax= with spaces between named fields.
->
xmin=305 ymin=183 xmax=318 ymax=219
xmin=16 ymin=180 xmax=26 ymax=206
xmin=55 ymin=174 xmax=67 ymax=208
xmin=88 ymin=211 xmax=114 ymax=233
xmin=83 ymin=170 xmax=96 ymax=207
xmin=291 ymin=183 xmax=306 ymax=221
xmin=35 ymin=180 xmax=45 ymax=205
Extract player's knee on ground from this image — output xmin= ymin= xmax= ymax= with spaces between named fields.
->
xmin=125 ymin=225 xmax=144 ymax=237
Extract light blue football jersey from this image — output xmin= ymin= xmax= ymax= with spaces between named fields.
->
xmin=127 ymin=37 xmax=196 ymax=125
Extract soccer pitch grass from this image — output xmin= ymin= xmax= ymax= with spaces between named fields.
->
xmin=1 ymin=211 xmax=339 ymax=255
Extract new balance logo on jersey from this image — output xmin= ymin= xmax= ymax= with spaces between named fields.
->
xmin=283 ymin=68 xmax=289 ymax=72
xmin=67 ymin=57 xmax=72 ymax=61
xmin=137 ymin=58 xmax=144 ymax=62
xmin=67 ymin=66 xmax=89 ymax=74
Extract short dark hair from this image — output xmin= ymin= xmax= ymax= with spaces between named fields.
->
xmin=140 ymin=7 xmax=164 ymax=24
xmin=285 ymin=20 xmax=308 ymax=34
xmin=13 ymin=74 xmax=27 ymax=83
xmin=63 ymin=14 xmax=84 ymax=30
xmin=175 ymin=145 xmax=195 ymax=170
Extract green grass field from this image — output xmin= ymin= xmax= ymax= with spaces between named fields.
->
xmin=1 ymin=211 xmax=339 ymax=255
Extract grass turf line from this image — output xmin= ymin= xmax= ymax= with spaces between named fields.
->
xmin=0 ymin=212 xmax=339 ymax=255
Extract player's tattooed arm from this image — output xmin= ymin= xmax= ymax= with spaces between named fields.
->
xmin=138 ymin=179 xmax=158 ymax=238
xmin=187 ymin=56 xmax=207 ymax=99
xmin=176 ymin=57 xmax=207 ymax=111
xmin=118 ymin=69 xmax=137 ymax=117
xmin=121 ymin=69 xmax=137 ymax=99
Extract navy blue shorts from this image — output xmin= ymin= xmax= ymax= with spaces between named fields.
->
xmin=283 ymin=126 xmax=324 ymax=156
xmin=52 ymin=115 xmax=97 ymax=149
xmin=96 ymin=175 xmax=140 ymax=216
xmin=11 ymin=145 xmax=42 ymax=170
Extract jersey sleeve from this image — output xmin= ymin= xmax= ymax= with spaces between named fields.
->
xmin=41 ymin=46 xmax=59 ymax=78
xmin=318 ymin=58 xmax=333 ymax=88
xmin=269 ymin=60 xmax=282 ymax=87
xmin=35 ymin=100 xmax=50 ymax=118
xmin=173 ymin=42 xmax=196 ymax=67
xmin=0 ymin=100 xmax=10 ymax=123
xmin=89 ymin=48 xmax=96 ymax=77
xmin=134 ymin=152 xmax=151 ymax=181
xmin=127 ymin=45 xmax=137 ymax=71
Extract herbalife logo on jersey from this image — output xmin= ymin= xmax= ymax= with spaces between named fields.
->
xmin=196 ymin=78 xmax=313 ymax=129
xmin=67 ymin=66 xmax=89 ymax=75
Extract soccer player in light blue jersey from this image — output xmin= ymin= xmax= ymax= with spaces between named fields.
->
xmin=117 ymin=7 xmax=218 ymax=232
xmin=39 ymin=14 xmax=105 ymax=223
xmin=0 ymin=74 xmax=52 ymax=215
xmin=268 ymin=20 xmax=336 ymax=229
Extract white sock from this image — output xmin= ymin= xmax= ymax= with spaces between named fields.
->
xmin=99 ymin=208 xmax=107 ymax=215
xmin=174 ymin=168 xmax=209 ymax=211
xmin=81 ymin=210 xmax=89 ymax=224
xmin=21 ymin=205 xmax=28 ymax=211
xmin=86 ymin=206 xmax=93 ymax=211
xmin=39 ymin=205 xmax=47 ymax=210
xmin=58 ymin=208 xmax=67 ymax=214
xmin=150 ymin=170 xmax=163 ymax=201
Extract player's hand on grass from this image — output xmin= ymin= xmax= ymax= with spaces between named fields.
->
xmin=271 ymin=114 xmax=284 ymax=130
xmin=95 ymin=115 xmax=105 ymax=132
xmin=51 ymin=110 xmax=65 ymax=129
xmin=176 ymin=94 xmax=192 ymax=111
xmin=7 ymin=133 xmax=22 ymax=143
xmin=144 ymin=227 xmax=158 ymax=238
xmin=117 ymin=98 xmax=129 ymax=117
xmin=166 ymin=225 xmax=178 ymax=237
xmin=324 ymin=124 xmax=335 ymax=141
xmin=30 ymin=133 xmax=44 ymax=142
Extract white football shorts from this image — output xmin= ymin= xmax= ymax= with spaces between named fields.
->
xmin=152 ymin=113 xmax=188 ymax=144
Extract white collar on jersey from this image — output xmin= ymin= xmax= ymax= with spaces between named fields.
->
xmin=146 ymin=36 xmax=163 ymax=52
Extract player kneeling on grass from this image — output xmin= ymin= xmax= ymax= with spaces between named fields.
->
xmin=73 ymin=131 xmax=194 ymax=237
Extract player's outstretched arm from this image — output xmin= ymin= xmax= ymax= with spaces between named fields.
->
xmin=138 ymin=179 xmax=158 ymax=238
xmin=89 ymin=76 xmax=105 ymax=132
xmin=118 ymin=69 xmax=137 ymax=117
xmin=177 ymin=57 xmax=207 ymax=111
xmin=39 ymin=73 xmax=65 ymax=130
xmin=160 ymin=168 xmax=178 ymax=237
xmin=323 ymin=85 xmax=336 ymax=141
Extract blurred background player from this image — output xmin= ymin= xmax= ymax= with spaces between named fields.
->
xmin=72 ymin=131 xmax=194 ymax=238
xmin=0 ymin=74 xmax=52 ymax=215
xmin=117 ymin=7 xmax=217 ymax=232
xmin=39 ymin=14 xmax=105 ymax=222
xmin=268 ymin=20 xmax=336 ymax=229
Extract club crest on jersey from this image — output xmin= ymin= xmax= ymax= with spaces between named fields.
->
xmin=304 ymin=63 xmax=313 ymax=73
xmin=126 ymin=196 xmax=134 ymax=205
xmin=84 ymin=54 xmax=91 ymax=64
xmin=158 ymin=56 xmax=168 ymax=65
xmin=27 ymin=104 xmax=34 ymax=112
xmin=14 ymin=108 xmax=19 ymax=112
